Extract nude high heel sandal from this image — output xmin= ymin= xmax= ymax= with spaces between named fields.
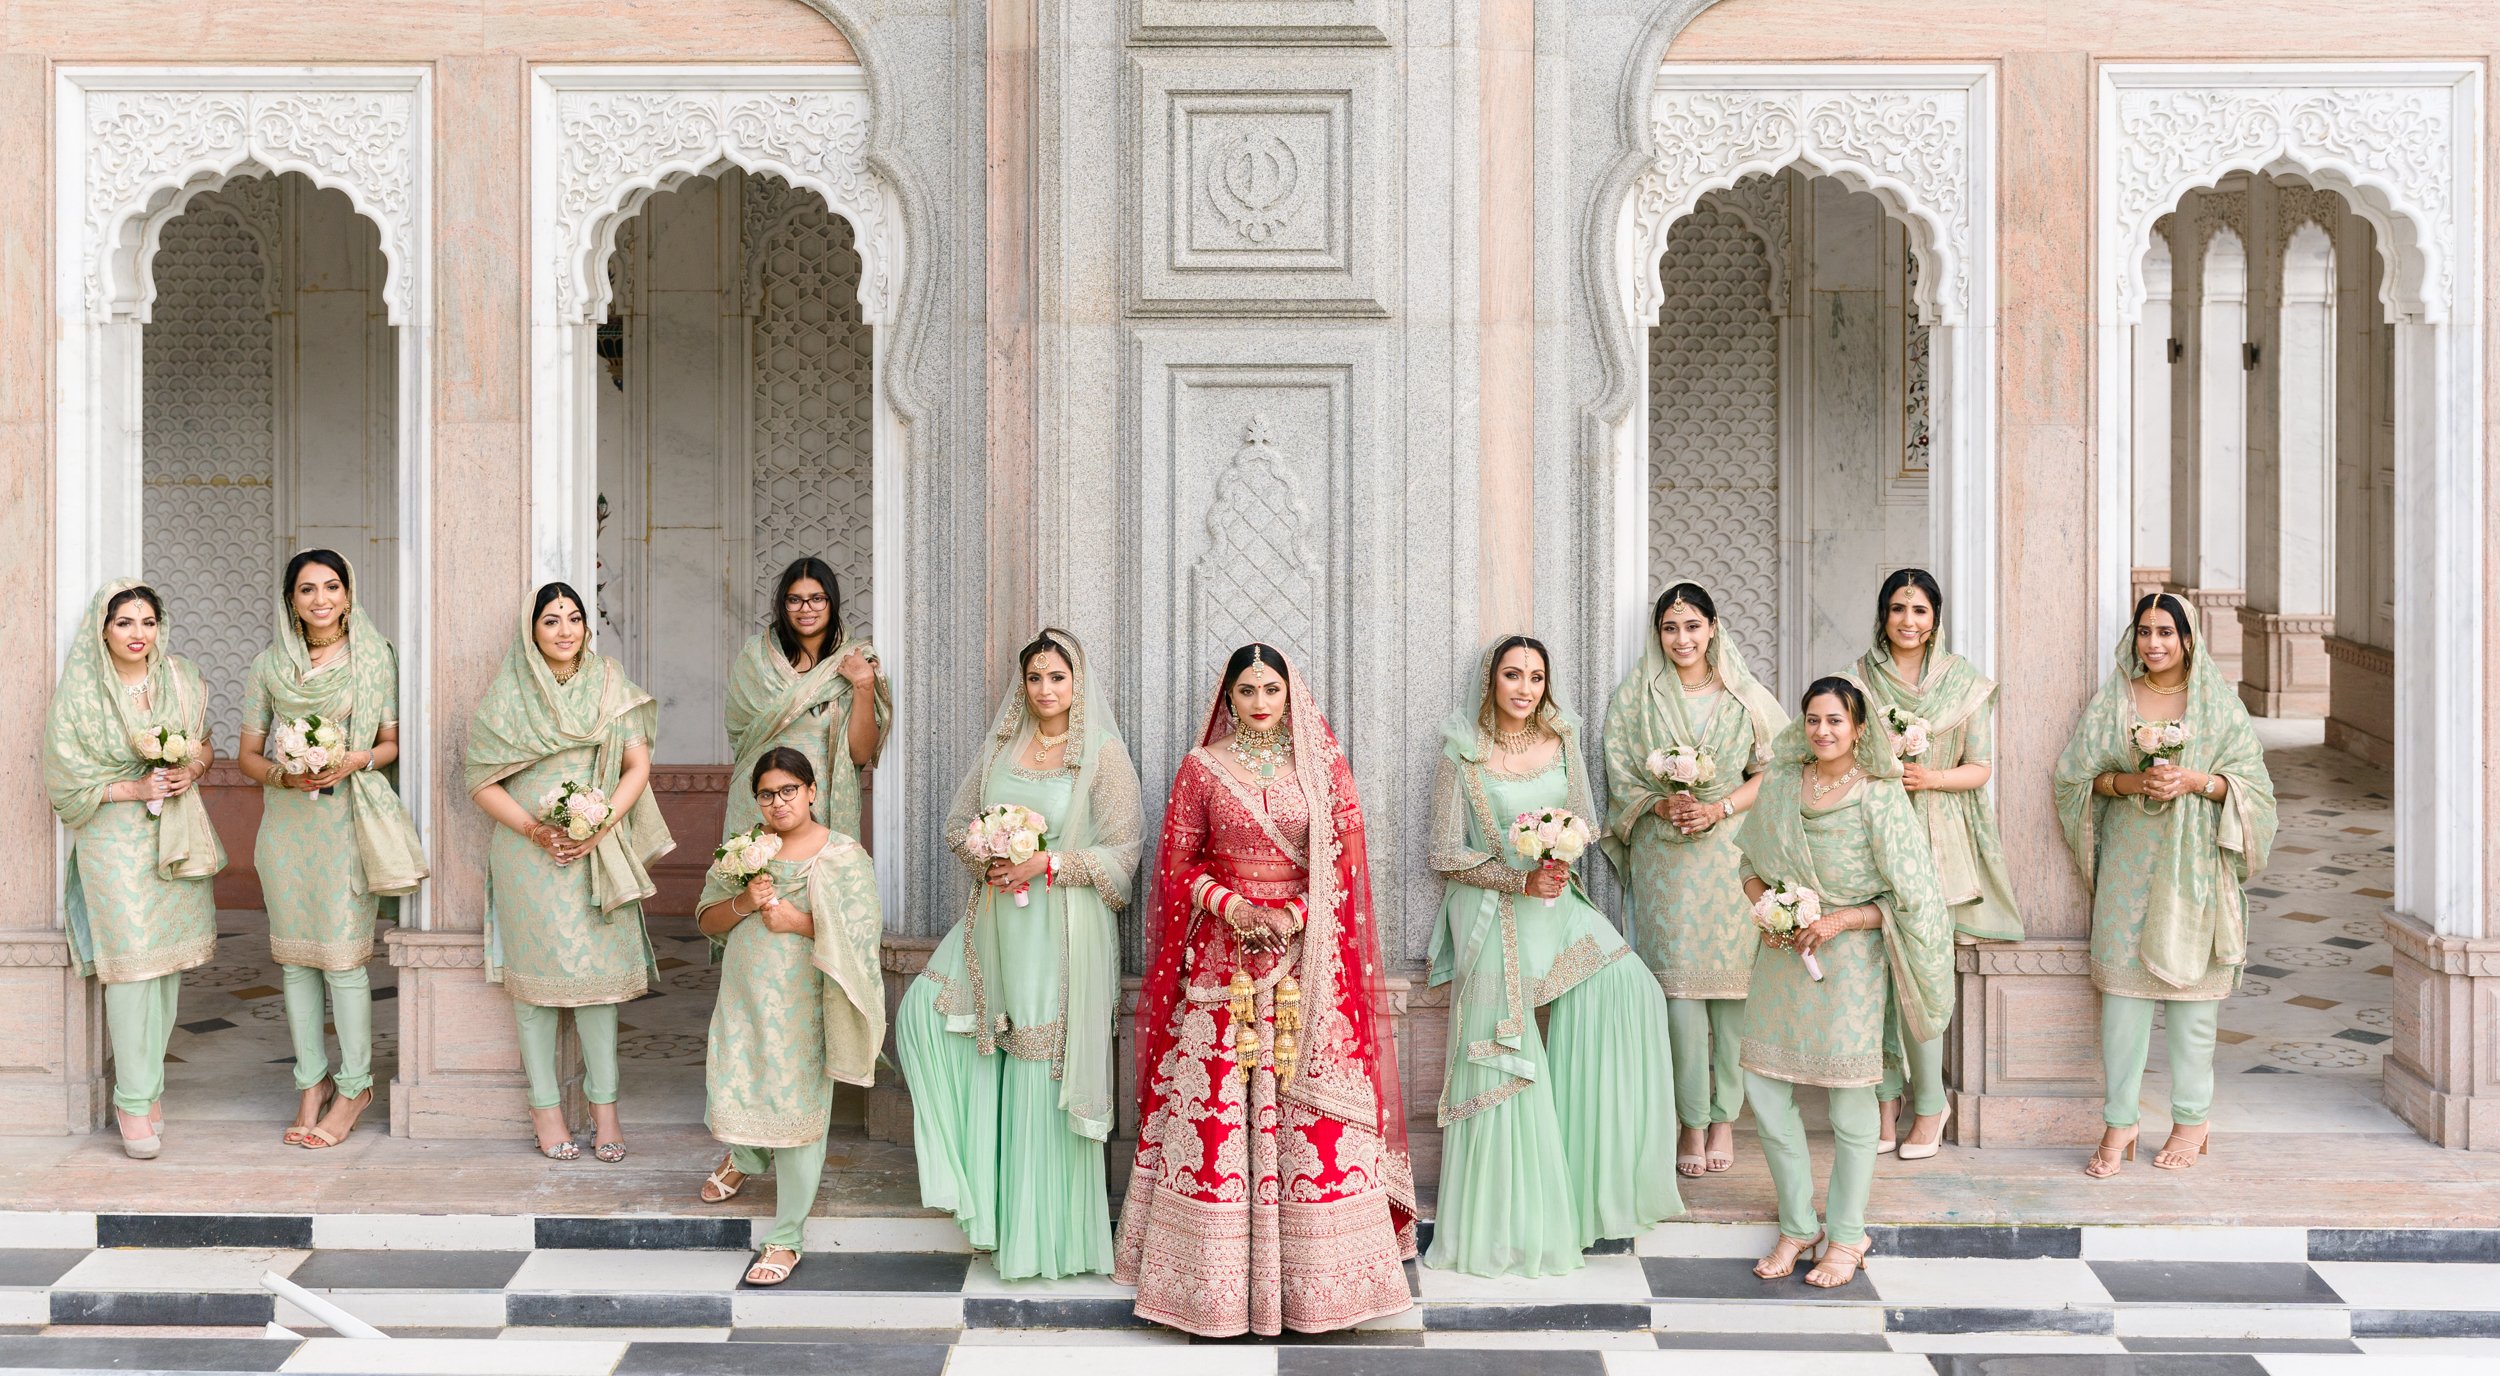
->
xmin=2083 ymin=1125 xmax=2138 ymax=1179
xmin=1897 ymin=1101 xmax=1952 ymax=1161
xmin=2153 ymin=1123 xmax=2211 ymax=1170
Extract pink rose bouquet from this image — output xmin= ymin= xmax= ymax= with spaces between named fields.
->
xmin=966 ymin=803 xmax=1051 ymax=906
xmin=536 ymin=780 xmax=613 ymax=843
xmin=1647 ymin=744 xmax=1718 ymax=793
xmin=708 ymin=823 xmax=783 ymax=889
xmin=129 ymin=725 xmax=198 ymax=818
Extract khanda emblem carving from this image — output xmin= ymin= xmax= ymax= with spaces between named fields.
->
xmin=1205 ymin=129 xmax=1306 ymax=243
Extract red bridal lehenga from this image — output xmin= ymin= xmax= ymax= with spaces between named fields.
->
xmin=1115 ymin=659 xmax=1417 ymax=1337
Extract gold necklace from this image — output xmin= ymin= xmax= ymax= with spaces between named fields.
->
xmin=1678 ymin=672 xmax=1719 ymax=695
xmin=2141 ymin=674 xmax=2188 ymax=696
xmin=1034 ymin=727 xmax=1069 ymax=749
xmin=1228 ymin=722 xmax=1291 ymax=782
xmin=303 ymin=623 xmax=346 ymax=649
xmin=1491 ymin=723 xmax=1543 ymax=754
xmin=1809 ymin=762 xmax=1864 ymax=804
xmin=551 ymin=661 xmax=580 ymax=686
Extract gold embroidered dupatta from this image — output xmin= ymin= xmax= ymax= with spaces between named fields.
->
xmin=1600 ymin=584 xmax=1785 ymax=875
xmin=45 ymin=579 xmax=226 ymax=885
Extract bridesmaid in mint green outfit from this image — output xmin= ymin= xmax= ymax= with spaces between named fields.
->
xmin=44 ymin=581 xmax=225 ymax=1159
xmin=1426 ymin=635 xmax=1682 ymax=1277
xmin=694 ymin=747 xmax=886 ymax=1288
xmin=897 ymin=629 xmax=1140 ymax=1278
xmin=1735 ymin=677 xmax=1952 ymax=1289
xmin=467 ymin=583 xmax=674 ymax=1161
xmin=237 ymin=551 xmax=427 ymax=1151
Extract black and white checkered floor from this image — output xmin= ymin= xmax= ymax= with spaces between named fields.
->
xmin=2 ymin=1213 xmax=2496 ymax=1372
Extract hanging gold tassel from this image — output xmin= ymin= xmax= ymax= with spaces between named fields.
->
xmin=1273 ymin=976 xmax=1301 ymax=1089
xmin=1229 ymin=970 xmax=1257 ymax=1085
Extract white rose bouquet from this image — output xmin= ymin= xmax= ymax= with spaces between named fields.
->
xmin=536 ymin=780 xmax=613 ymax=843
xmin=1751 ymin=881 xmax=1826 ymax=982
xmin=1883 ymin=704 xmax=1932 ymax=761
xmin=1647 ymin=744 xmax=1718 ymax=794
xmin=708 ymin=823 xmax=783 ymax=890
xmin=2130 ymin=718 xmax=2190 ymax=764
xmin=270 ymin=715 xmax=349 ymax=796
xmin=966 ymin=803 xmax=1050 ymax=906
xmin=1509 ymin=807 xmax=1593 ymax=908
xmin=129 ymin=725 xmax=198 ymax=818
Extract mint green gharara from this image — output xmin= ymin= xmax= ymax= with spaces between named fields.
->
xmin=46 ymin=580 xmax=225 ymax=984
xmin=897 ymin=631 xmax=1140 ymax=1279
xmin=1426 ymin=647 xmax=1682 ymax=1278
xmin=465 ymin=613 xmax=674 ymax=1007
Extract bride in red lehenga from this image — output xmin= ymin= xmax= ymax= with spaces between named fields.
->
xmin=1116 ymin=643 xmax=1417 ymax=1337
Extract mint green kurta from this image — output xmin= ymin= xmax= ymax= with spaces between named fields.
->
xmin=1737 ymin=766 xmax=1952 ymax=1089
xmin=900 ymin=766 xmax=1116 ymax=1278
xmin=721 ymin=632 xmax=890 ymax=845
xmin=704 ymin=842 xmax=884 ymax=1147
xmin=1612 ymin=694 xmax=1766 ymax=999
xmin=245 ymin=662 xmax=388 ymax=970
xmin=1856 ymin=648 xmax=2025 ymax=943
xmin=1427 ymin=742 xmax=1681 ymax=1278
xmin=484 ymin=740 xmax=657 ymax=1007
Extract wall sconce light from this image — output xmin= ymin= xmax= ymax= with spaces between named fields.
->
xmin=2167 ymin=338 xmax=2183 ymax=364
xmin=2243 ymin=342 xmax=2261 ymax=371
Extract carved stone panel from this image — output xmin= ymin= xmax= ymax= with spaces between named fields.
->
xmin=1128 ymin=325 xmax=1387 ymax=805
xmin=1131 ymin=53 xmax=1392 ymax=316
xmin=1130 ymin=0 xmax=1390 ymax=47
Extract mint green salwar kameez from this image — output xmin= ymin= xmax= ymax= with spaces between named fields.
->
xmin=1427 ymin=650 xmax=1681 ymax=1278
xmin=897 ymin=631 xmax=1137 ymax=1280
xmin=46 ymin=582 xmax=227 ymax=1122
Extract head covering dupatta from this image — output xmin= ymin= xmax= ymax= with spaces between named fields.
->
xmin=721 ymin=627 xmax=891 ymax=839
xmin=463 ymin=599 xmax=675 ymax=916
xmin=46 ymin=581 xmax=226 ymax=976
xmin=931 ymin=629 xmax=1141 ymax=1142
xmin=1425 ymin=636 xmax=1602 ymax=1124
xmin=45 ymin=579 xmax=227 ymax=884
xmin=1735 ymin=706 xmax=1956 ymax=1046
xmin=1851 ymin=626 xmax=2024 ymax=942
xmin=2052 ymin=598 xmax=2277 ymax=991
xmin=1134 ymin=651 xmax=1415 ymax=1227
xmin=247 ymin=553 xmax=428 ymax=897
xmin=1600 ymin=580 xmax=1786 ymax=875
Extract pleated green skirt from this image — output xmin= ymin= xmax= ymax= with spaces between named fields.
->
xmin=896 ymin=975 xmax=1113 ymax=1279
xmin=1426 ymin=947 xmax=1684 ymax=1277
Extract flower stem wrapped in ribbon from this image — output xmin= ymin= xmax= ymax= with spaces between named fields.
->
xmin=707 ymin=823 xmax=782 ymax=889
xmin=128 ymin=725 xmax=197 ymax=818
xmin=1646 ymin=743 xmax=1717 ymax=794
xmin=1751 ymin=881 xmax=1826 ymax=982
xmin=965 ymin=802 xmax=1050 ymax=906
xmin=536 ymin=780 xmax=613 ymax=842
xmin=1509 ymin=806 xmax=1593 ymax=908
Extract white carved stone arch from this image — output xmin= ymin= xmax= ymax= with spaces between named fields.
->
xmin=1615 ymin=65 xmax=1996 ymax=678
xmin=2093 ymin=63 xmax=2483 ymax=939
xmin=54 ymin=67 xmax=436 ymax=923
xmin=528 ymin=65 xmax=907 ymax=908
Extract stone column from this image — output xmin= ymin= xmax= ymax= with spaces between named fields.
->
xmin=2383 ymin=913 xmax=2500 ymax=1150
xmin=0 ymin=54 xmax=106 ymax=1134
xmin=2237 ymin=180 xmax=2335 ymax=718
xmin=2326 ymin=212 xmax=2396 ymax=766
xmin=386 ymin=55 xmax=545 ymax=1139
xmin=2128 ymin=220 xmax=2174 ymax=604
xmin=2166 ymin=188 xmax=2248 ymax=679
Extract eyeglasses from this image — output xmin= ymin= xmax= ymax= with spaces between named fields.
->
xmin=783 ymin=594 xmax=831 ymax=610
xmin=755 ymin=784 xmax=808 ymax=806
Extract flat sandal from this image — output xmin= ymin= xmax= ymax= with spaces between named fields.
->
xmin=700 ymin=1153 xmax=747 ymax=1203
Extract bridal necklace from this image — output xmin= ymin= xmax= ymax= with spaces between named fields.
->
xmin=1229 ymin=721 xmax=1291 ymax=781
xmin=303 ymin=623 xmax=346 ymax=650
xmin=1810 ymin=761 xmax=1864 ymax=805
xmin=1034 ymin=726 xmax=1070 ymax=750
xmin=120 ymin=674 xmax=151 ymax=701
xmin=1492 ymin=722 xmax=1543 ymax=754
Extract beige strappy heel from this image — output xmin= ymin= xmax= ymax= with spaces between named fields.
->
xmin=1754 ymin=1231 xmax=1823 ymax=1280
xmin=2083 ymin=1125 xmax=2138 ymax=1179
